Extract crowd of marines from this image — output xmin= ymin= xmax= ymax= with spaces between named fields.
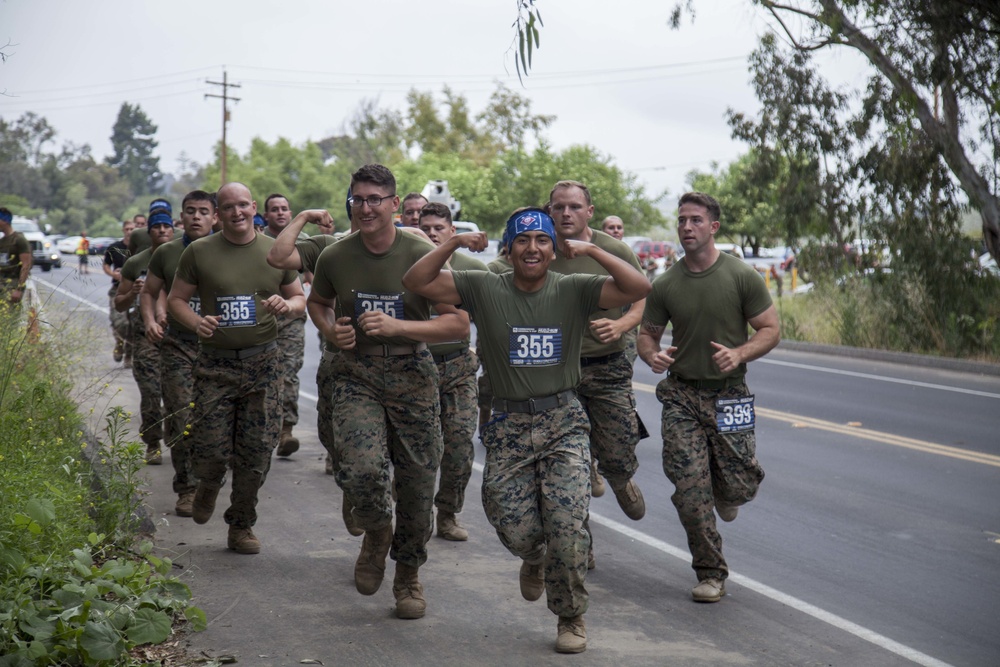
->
xmin=35 ymin=162 xmax=781 ymax=654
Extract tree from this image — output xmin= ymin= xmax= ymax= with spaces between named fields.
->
xmin=515 ymin=1 xmax=1000 ymax=259
xmin=107 ymin=102 xmax=162 ymax=196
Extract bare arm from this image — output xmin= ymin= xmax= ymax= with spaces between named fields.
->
xmin=560 ymin=240 xmax=651 ymax=310
xmin=402 ymin=232 xmax=489 ymax=305
xmin=638 ymin=320 xmax=677 ymax=375
xmin=267 ymin=209 xmax=332 ymax=270
xmin=261 ymin=280 xmax=306 ymax=318
xmin=356 ymin=303 xmax=470 ymax=344
xmin=140 ymin=273 xmax=166 ymax=342
xmin=589 ymin=296 xmax=646 ymax=344
xmin=167 ymin=277 xmax=218 ymax=339
xmin=113 ymin=277 xmax=142 ymax=313
xmin=710 ymin=304 xmax=781 ymax=373
xmin=307 ymin=290 xmax=353 ymax=350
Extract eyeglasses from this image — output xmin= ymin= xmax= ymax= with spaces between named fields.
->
xmin=348 ymin=194 xmax=395 ymax=208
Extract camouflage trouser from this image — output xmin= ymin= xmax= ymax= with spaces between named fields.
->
xmin=481 ymin=401 xmax=591 ymax=618
xmin=187 ymin=346 xmax=282 ymax=529
xmin=577 ymin=352 xmax=640 ymax=485
xmin=160 ymin=330 xmax=199 ymax=494
xmin=129 ymin=313 xmax=163 ymax=448
xmin=477 ymin=360 xmax=492 ymax=410
xmin=433 ymin=349 xmax=479 ymax=514
xmin=316 ymin=348 xmax=338 ymax=472
xmin=275 ymin=316 xmax=306 ymax=426
xmin=107 ymin=285 xmax=130 ymax=357
xmin=331 ymin=350 xmax=443 ymax=568
xmin=656 ymin=377 xmax=765 ymax=582
xmin=623 ymin=328 xmax=638 ymax=365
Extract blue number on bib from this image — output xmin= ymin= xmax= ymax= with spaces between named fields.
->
xmin=189 ymin=296 xmax=202 ymax=316
xmin=508 ymin=326 xmax=562 ymax=367
xmin=715 ymin=395 xmax=755 ymax=433
xmin=215 ymin=295 xmax=256 ymax=328
xmin=355 ymin=291 xmax=405 ymax=320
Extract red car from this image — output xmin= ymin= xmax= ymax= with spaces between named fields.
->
xmin=632 ymin=239 xmax=676 ymax=265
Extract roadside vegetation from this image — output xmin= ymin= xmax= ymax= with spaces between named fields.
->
xmin=0 ymin=302 xmax=205 ymax=666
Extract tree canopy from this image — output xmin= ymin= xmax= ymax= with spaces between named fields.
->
xmin=107 ymin=102 xmax=162 ymax=196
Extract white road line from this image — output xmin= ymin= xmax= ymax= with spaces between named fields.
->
xmin=34 ymin=276 xmax=109 ymax=315
xmin=759 ymin=357 xmax=1000 ymax=399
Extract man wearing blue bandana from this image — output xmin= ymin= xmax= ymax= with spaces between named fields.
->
xmin=141 ymin=190 xmax=216 ymax=517
xmin=0 ymin=207 xmax=32 ymax=309
xmin=115 ymin=208 xmax=175 ymax=465
xmin=403 ymin=207 xmax=651 ymax=654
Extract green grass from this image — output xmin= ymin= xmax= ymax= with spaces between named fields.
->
xmin=0 ymin=303 xmax=205 ymax=666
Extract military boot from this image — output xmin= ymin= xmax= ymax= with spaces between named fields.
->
xmin=610 ymin=478 xmax=645 ymax=520
xmin=393 ymin=563 xmax=426 ymax=619
xmin=276 ymin=423 xmax=299 ymax=457
xmin=556 ymin=615 xmax=587 ymax=653
xmin=354 ymin=524 xmax=393 ymax=595
xmin=436 ymin=510 xmax=468 ymax=541
xmin=342 ymin=493 xmax=364 ymax=536
xmin=145 ymin=443 xmax=162 ymax=465
xmin=192 ymin=482 xmax=221 ymax=525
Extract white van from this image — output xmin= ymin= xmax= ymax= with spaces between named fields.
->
xmin=452 ymin=221 xmax=480 ymax=234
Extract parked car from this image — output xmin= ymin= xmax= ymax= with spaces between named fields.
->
xmin=88 ymin=237 xmax=117 ymax=256
xmin=8 ymin=217 xmax=62 ymax=271
xmin=451 ymin=221 xmax=480 ymax=234
xmin=632 ymin=239 xmax=677 ymax=265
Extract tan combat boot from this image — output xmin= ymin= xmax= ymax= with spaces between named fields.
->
xmin=610 ymin=478 xmax=646 ymax=520
xmin=354 ymin=524 xmax=393 ymax=595
xmin=227 ymin=526 xmax=261 ymax=554
xmin=519 ymin=559 xmax=544 ymax=601
xmin=175 ymin=491 xmax=195 ymax=517
xmin=342 ymin=493 xmax=364 ymax=536
xmin=276 ymin=423 xmax=299 ymax=457
xmin=393 ymin=563 xmax=426 ymax=619
xmin=436 ymin=510 xmax=468 ymax=541
xmin=192 ymin=482 xmax=221 ymax=525
xmin=590 ymin=458 xmax=605 ymax=497
xmin=556 ymin=615 xmax=587 ymax=653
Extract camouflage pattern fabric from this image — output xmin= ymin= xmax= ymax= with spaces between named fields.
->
xmin=577 ymin=352 xmax=639 ymax=486
xmin=160 ymin=330 xmax=199 ymax=494
xmin=622 ymin=328 xmax=638 ymax=365
xmin=481 ymin=401 xmax=591 ymax=619
xmin=477 ymin=366 xmax=492 ymax=410
xmin=187 ymin=347 xmax=283 ymax=529
xmin=434 ymin=348 xmax=479 ymax=515
xmin=128 ymin=309 xmax=163 ymax=448
xmin=330 ymin=351 xmax=443 ymax=569
xmin=316 ymin=350 xmax=339 ymax=472
xmin=656 ymin=376 xmax=765 ymax=582
xmin=275 ymin=316 xmax=305 ymax=426
xmin=107 ymin=285 xmax=131 ymax=357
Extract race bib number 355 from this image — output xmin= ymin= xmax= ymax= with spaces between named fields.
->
xmin=355 ymin=291 xmax=405 ymax=320
xmin=508 ymin=326 xmax=562 ymax=367
xmin=716 ymin=395 xmax=756 ymax=433
xmin=215 ymin=295 xmax=256 ymax=328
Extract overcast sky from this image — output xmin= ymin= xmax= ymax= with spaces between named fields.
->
xmin=1 ymin=0 xmax=869 ymax=203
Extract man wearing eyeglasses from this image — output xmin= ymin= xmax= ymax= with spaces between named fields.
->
xmin=307 ymin=164 xmax=469 ymax=621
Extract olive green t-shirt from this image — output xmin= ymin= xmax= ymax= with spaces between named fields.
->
xmin=429 ymin=251 xmax=488 ymax=356
xmin=176 ymin=233 xmax=298 ymax=350
xmin=487 ymin=254 xmax=512 ymax=274
xmin=310 ymin=229 xmax=437 ymax=347
xmin=296 ymin=235 xmax=338 ymax=274
xmin=549 ymin=228 xmax=644 ymax=357
xmin=642 ymin=251 xmax=773 ymax=381
xmin=0 ymin=231 xmax=30 ymax=287
xmin=148 ymin=238 xmax=202 ymax=334
xmin=453 ymin=270 xmax=605 ymax=401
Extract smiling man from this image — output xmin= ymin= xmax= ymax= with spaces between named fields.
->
xmin=167 ymin=182 xmax=305 ymax=555
xmin=307 ymin=164 xmax=468 ymax=620
xmin=638 ymin=191 xmax=780 ymax=603
xmin=403 ymin=207 xmax=650 ymax=653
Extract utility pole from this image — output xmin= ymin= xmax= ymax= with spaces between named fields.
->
xmin=205 ymin=69 xmax=241 ymax=185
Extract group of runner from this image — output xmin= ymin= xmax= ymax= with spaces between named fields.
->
xmin=96 ymin=164 xmax=779 ymax=654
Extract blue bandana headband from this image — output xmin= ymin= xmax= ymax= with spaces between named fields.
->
xmin=253 ymin=214 xmax=266 ymax=227
xmin=147 ymin=211 xmax=173 ymax=230
xmin=0 ymin=210 xmax=12 ymax=224
xmin=505 ymin=208 xmax=556 ymax=252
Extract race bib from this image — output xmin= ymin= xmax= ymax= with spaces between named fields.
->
xmin=716 ymin=395 xmax=756 ymax=433
xmin=215 ymin=295 xmax=256 ymax=328
xmin=190 ymin=296 xmax=202 ymax=316
xmin=355 ymin=291 xmax=405 ymax=320
xmin=0 ymin=253 xmax=10 ymax=267
xmin=508 ymin=326 xmax=562 ymax=367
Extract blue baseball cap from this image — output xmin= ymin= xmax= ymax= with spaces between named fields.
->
xmin=504 ymin=208 xmax=556 ymax=252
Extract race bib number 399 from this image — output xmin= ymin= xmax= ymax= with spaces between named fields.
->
xmin=355 ymin=291 xmax=405 ymax=320
xmin=509 ymin=326 xmax=562 ymax=367
xmin=215 ymin=295 xmax=256 ymax=328
xmin=716 ymin=395 xmax=756 ymax=433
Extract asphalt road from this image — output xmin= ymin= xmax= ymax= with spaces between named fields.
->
xmin=29 ymin=263 xmax=1000 ymax=666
